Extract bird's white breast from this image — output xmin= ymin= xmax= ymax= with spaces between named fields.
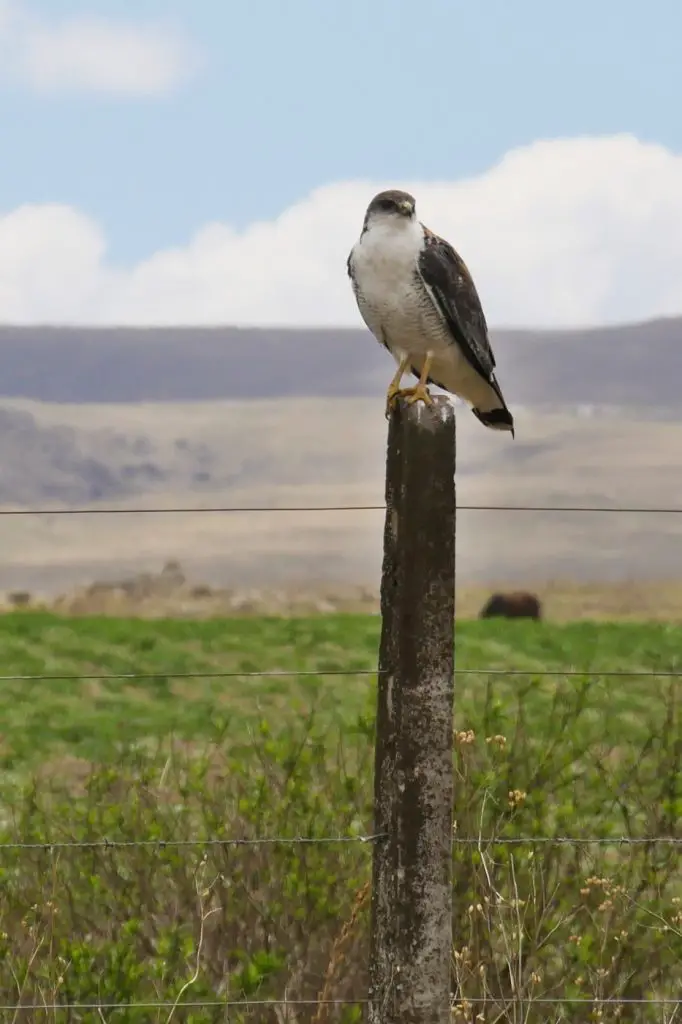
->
xmin=351 ymin=217 xmax=424 ymax=308
xmin=350 ymin=216 xmax=448 ymax=358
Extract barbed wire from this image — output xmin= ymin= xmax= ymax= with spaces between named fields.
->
xmin=0 ymin=996 xmax=677 ymax=1011
xmin=452 ymin=836 xmax=682 ymax=846
xmin=0 ymin=998 xmax=369 ymax=1012
xmin=2 ymin=666 xmax=682 ymax=682
xmin=0 ymin=834 xmax=384 ymax=851
xmin=457 ymin=997 xmax=682 ymax=1006
xmin=0 ymin=668 xmax=376 ymax=682
xmin=0 ymin=834 xmax=680 ymax=852
xmin=2 ymin=502 xmax=682 ymax=516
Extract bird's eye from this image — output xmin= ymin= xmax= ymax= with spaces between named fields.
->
xmin=379 ymin=199 xmax=395 ymax=211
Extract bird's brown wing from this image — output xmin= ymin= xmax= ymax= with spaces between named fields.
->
xmin=418 ymin=226 xmax=499 ymax=387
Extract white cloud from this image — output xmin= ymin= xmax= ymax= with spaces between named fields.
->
xmin=2 ymin=134 xmax=682 ymax=327
xmin=0 ymin=2 xmax=198 ymax=96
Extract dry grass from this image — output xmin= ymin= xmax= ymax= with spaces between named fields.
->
xmin=3 ymin=397 xmax=682 ymax=598
xmin=7 ymin=568 xmax=682 ymax=622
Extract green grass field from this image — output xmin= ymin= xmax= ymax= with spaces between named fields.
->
xmin=1 ymin=613 xmax=682 ymax=1020
xmin=2 ymin=611 xmax=682 ymax=770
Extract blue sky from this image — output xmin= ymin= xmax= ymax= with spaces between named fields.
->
xmin=2 ymin=0 xmax=681 ymax=263
xmin=2 ymin=0 xmax=682 ymax=327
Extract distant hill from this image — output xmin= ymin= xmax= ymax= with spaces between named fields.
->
xmin=0 ymin=318 xmax=680 ymax=407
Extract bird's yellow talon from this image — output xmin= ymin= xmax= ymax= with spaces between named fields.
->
xmin=385 ymin=385 xmax=418 ymax=417
xmin=384 ymin=354 xmax=433 ymax=416
xmin=405 ymin=383 xmax=434 ymax=407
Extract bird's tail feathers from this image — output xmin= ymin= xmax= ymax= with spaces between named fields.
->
xmin=473 ymin=373 xmax=515 ymax=437
xmin=408 ymin=359 xmax=515 ymax=437
xmin=472 ymin=406 xmax=515 ymax=437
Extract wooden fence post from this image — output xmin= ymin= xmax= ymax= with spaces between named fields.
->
xmin=368 ymin=396 xmax=456 ymax=1024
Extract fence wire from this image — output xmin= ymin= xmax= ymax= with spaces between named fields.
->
xmin=0 ymin=834 xmax=680 ymax=853
xmin=0 ymin=998 xmax=368 ymax=1012
xmin=3 ymin=502 xmax=682 ymax=515
xmin=4 ymin=667 xmax=682 ymax=682
xmin=0 ymin=996 xmax=677 ymax=1011
xmin=456 ymin=998 xmax=682 ymax=1006
xmin=0 ymin=834 xmax=384 ymax=851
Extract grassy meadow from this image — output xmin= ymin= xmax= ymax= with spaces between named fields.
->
xmin=0 ymin=612 xmax=681 ymax=1021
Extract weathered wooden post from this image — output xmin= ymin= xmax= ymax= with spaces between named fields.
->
xmin=368 ymin=396 xmax=456 ymax=1024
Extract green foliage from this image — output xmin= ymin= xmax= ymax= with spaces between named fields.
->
xmin=0 ymin=614 xmax=680 ymax=1020
xmin=0 ymin=613 xmax=681 ymax=772
xmin=0 ymin=720 xmax=374 ymax=1022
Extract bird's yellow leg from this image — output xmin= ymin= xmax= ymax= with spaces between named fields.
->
xmin=406 ymin=352 xmax=435 ymax=407
xmin=385 ymin=355 xmax=411 ymax=416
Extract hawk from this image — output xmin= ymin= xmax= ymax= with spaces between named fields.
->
xmin=347 ymin=189 xmax=514 ymax=435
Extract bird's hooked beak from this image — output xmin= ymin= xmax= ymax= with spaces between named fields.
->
xmin=398 ymin=198 xmax=414 ymax=216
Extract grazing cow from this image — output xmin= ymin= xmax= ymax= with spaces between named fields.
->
xmin=479 ymin=591 xmax=542 ymax=621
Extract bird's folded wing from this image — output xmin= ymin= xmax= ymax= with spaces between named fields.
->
xmin=418 ymin=228 xmax=496 ymax=382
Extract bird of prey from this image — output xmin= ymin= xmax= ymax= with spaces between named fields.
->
xmin=347 ymin=189 xmax=514 ymax=435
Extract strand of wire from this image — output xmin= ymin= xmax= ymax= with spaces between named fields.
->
xmin=0 ymin=997 xmax=678 ymax=1010
xmin=0 ymin=834 xmax=384 ymax=851
xmin=0 ymin=999 xmax=368 ymax=1012
xmin=3 ymin=502 xmax=682 ymax=515
xmin=456 ymin=998 xmax=681 ymax=1007
xmin=1 ymin=834 xmax=681 ymax=852
xmin=3 ymin=666 xmax=682 ymax=682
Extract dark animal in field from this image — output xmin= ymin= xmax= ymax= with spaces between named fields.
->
xmin=479 ymin=591 xmax=542 ymax=621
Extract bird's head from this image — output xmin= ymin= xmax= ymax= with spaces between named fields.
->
xmin=363 ymin=190 xmax=416 ymax=229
